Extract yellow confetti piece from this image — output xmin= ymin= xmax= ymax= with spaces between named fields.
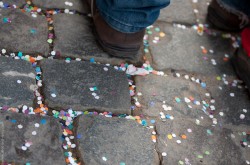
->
xmin=167 ymin=134 xmax=173 ymax=139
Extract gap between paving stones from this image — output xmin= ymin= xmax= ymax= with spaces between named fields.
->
xmin=72 ymin=116 xmax=85 ymax=165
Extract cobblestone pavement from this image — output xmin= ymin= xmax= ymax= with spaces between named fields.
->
xmin=0 ymin=0 xmax=249 ymax=165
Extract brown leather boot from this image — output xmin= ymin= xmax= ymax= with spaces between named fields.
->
xmin=207 ymin=0 xmax=249 ymax=31
xmin=87 ymin=0 xmax=145 ymax=59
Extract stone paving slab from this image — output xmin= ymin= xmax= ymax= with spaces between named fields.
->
xmin=41 ymin=59 xmax=131 ymax=114
xmin=135 ymin=74 xmax=250 ymax=126
xmin=75 ymin=115 xmax=159 ymax=165
xmin=0 ymin=0 xmax=26 ymax=7
xmin=158 ymin=0 xmax=196 ymax=25
xmin=0 ymin=57 xmax=36 ymax=107
xmin=193 ymin=0 xmax=211 ymax=24
xmin=155 ymin=118 xmax=249 ymax=165
xmin=150 ymin=22 xmax=235 ymax=75
xmin=0 ymin=9 xmax=49 ymax=55
xmin=135 ymin=74 xmax=211 ymax=119
xmin=53 ymin=14 xmax=143 ymax=65
xmin=200 ymin=74 xmax=250 ymax=126
xmin=33 ymin=0 xmax=89 ymax=13
xmin=0 ymin=111 xmax=65 ymax=164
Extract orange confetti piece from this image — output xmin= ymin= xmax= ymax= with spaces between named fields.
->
xmin=151 ymin=135 xmax=157 ymax=140
xmin=34 ymin=108 xmax=42 ymax=113
xmin=189 ymin=96 xmax=194 ymax=101
xmin=181 ymin=134 xmax=187 ymax=139
xmin=30 ymin=57 xmax=36 ymax=63
xmin=202 ymin=48 xmax=208 ymax=54
xmin=223 ymin=57 xmax=229 ymax=61
xmin=137 ymin=119 xmax=142 ymax=124
xmin=134 ymin=116 xmax=141 ymax=120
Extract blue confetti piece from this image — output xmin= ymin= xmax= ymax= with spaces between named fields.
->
xmin=11 ymin=119 xmax=17 ymax=123
xmin=166 ymin=115 xmax=171 ymax=119
xmin=35 ymin=67 xmax=41 ymax=73
xmin=30 ymin=28 xmax=37 ymax=34
xmin=141 ymin=120 xmax=147 ymax=126
xmin=149 ymin=101 xmax=155 ymax=107
xmin=201 ymin=82 xmax=206 ymax=88
xmin=90 ymin=58 xmax=95 ymax=63
xmin=40 ymin=119 xmax=47 ymax=125
xmin=77 ymin=134 xmax=82 ymax=139
xmin=18 ymin=52 xmax=23 ymax=58
xmin=36 ymin=75 xmax=41 ymax=80
xmin=150 ymin=120 xmax=156 ymax=124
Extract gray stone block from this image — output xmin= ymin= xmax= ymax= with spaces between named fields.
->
xmin=135 ymin=75 xmax=213 ymax=120
xmin=0 ymin=9 xmax=49 ymax=55
xmin=135 ymin=74 xmax=250 ymax=126
xmin=155 ymin=118 xmax=249 ymax=165
xmin=0 ymin=0 xmax=26 ymax=7
xmin=200 ymin=74 xmax=250 ymax=126
xmin=33 ymin=0 xmax=89 ymax=13
xmin=150 ymin=22 xmax=235 ymax=75
xmin=75 ymin=115 xmax=159 ymax=165
xmin=53 ymin=14 xmax=142 ymax=65
xmin=0 ymin=111 xmax=65 ymax=164
xmin=0 ymin=57 xmax=36 ymax=107
xmin=194 ymin=0 xmax=211 ymax=24
xmin=41 ymin=59 xmax=131 ymax=114
xmin=159 ymin=0 xmax=196 ymax=24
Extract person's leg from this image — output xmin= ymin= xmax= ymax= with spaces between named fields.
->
xmin=207 ymin=0 xmax=250 ymax=31
xmin=88 ymin=0 xmax=170 ymax=59
xmin=95 ymin=0 xmax=170 ymax=33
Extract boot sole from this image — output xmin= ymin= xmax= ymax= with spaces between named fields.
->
xmin=93 ymin=28 xmax=141 ymax=60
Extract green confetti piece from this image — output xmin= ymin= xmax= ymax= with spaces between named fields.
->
xmin=197 ymin=155 xmax=203 ymax=159
xmin=178 ymin=160 xmax=184 ymax=165
xmin=144 ymin=48 xmax=149 ymax=53
xmin=242 ymin=132 xmax=246 ymax=136
xmin=175 ymin=97 xmax=181 ymax=103
xmin=155 ymin=27 xmax=160 ymax=32
xmin=205 ymin=151 xmax=210 ymax=155
xmin=216 ymin=76 xmax=221 ymax=81
xmin=47 ymin=39 xmax=53 ymax=44
xmin=120 ymin=162 xmax=126 ymax=165
xmin=147 ymin=31 xmax=152 ymax=35
xmin=207 ymin=129 xmax=213 ymax=135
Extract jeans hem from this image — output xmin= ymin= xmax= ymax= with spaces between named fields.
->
xmin=99 ymin=11 xmax=146 ymax=33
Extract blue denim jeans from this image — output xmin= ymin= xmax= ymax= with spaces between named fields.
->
xmin=222 ymin=0 xmax=250 ymax=16
xmin=95 ymin=0 xmax=170 ymax=33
